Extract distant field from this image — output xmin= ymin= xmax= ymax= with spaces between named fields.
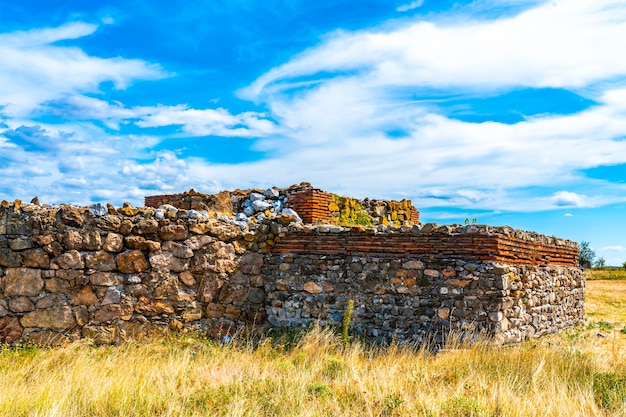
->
xmin=585 ymin=268 xmax=626 ymax=281
xmin=0 ymin=281 xmax=624 ymax=417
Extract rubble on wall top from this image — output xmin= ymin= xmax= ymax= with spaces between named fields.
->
xmin=0 ymin=184 xmax=578 ymax=249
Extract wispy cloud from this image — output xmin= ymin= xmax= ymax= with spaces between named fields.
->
xmin=229 ymin=0 xmax=626 ymax=209
xmin=135 ymin=106 xmax=280 ymax=137
xmin=601 ymin=246 xmax=626 ymax=252
xmin=0 ymin=22 xmax=166 ymax=117
xmin=397 ymin=1 xmax=424 ymax=12
xmin=3 ymin=1 xmax=626 ymax=212
xmin=41 ymin=95 xmax=280 ymax=136
xmin=244 ymin=1 xmax=626 ymax=98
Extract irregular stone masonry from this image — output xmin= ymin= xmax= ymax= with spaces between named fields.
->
xmin=144 ymin=183 xmax=421 ymax=227
xmin=263 ymin=255 xmax=584 ymax=344
xmin=0 ymin=196 xmax=583 ymax=346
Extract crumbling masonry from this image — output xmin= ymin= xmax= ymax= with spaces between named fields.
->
xmin=0 ymin=185 xmax=584 ymax=346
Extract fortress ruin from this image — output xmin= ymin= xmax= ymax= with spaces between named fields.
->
xmin=0 ymin=184 xmax=584 ymax=346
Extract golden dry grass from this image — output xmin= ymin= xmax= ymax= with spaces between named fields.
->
xmin=0 ymin=280 xmax=624 ymax=417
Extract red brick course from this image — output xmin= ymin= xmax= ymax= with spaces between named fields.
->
xmin=272 ymin=232 xmax=579 ymax=266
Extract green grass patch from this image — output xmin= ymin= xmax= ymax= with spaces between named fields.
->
xmin=585 ymin=268 xmax=626 ymax=281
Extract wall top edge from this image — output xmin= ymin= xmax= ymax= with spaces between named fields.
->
xmin=281 ymin=223 xmax=578 ymax=249
xmin=1 ymin=196 xmax=576 ymax=250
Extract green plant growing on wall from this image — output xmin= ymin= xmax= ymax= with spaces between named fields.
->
xmin=341 ymin=299 xmax=354 ymax=346
xmin=333 ymin=194 xmax=373 ymax=226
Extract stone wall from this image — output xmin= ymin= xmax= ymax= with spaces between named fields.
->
xmin=144 ymin=183 xmax=421 ymax=227
xmin=0 ymin=199 xmax=584 ymax=346
xmin=0 ymin=201 xmax=267 ymax=345
xmin=263 ymin=255 xmax=584 ymax=344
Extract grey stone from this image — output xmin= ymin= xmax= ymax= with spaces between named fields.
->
xmin=89 ymin=203 xmax=108 ymax=217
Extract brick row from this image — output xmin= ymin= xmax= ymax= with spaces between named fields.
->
xmin=272 ymin=232 xmax=578 ymax=266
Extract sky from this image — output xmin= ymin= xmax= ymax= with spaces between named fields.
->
xmin=1 ymin=0 xmax=625 ymax=265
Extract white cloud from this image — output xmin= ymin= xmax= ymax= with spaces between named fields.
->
xmin=600 ymin=246 xmax=626 ymax=252
xmin=0 ymin=22 xmax=166 ymax=117
xmin=223 ymin=0 xmax=626 ymax=210
xmin=397 ymin=1 xmax=424 ymax=12
xmin=244 ymin=0 xmax=626 ymax=98
xmin=564 ymin=213 xmax=573 ymax=217
xmin=135 ymin=106 xmax=280 ymax=137
xmin=550 ymin=191 xmax=590 ymax=208
xmin=4 ymin=2 xmax=626 ymax=213
xmin=40 ymin=95 xmax=279 ymax=136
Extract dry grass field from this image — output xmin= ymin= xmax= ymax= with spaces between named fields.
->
xmin=0 ymin=279 xmax=624 ymax=417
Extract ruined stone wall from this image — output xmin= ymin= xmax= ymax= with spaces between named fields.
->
xmin=144 ymin=184 xmax=421 ymax=227
xmin=265 ymin=226 xmax=583 ymax=344
xmin=0 ymin=202 xmax=267 ymax=345
xmin=0 ymin=201 xmax=583 ymax=346
xmin=263 ymin=255 xmax=584 ymax=344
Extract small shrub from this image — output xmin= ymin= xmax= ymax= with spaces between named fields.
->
xmin=322 ymin=357 xmax=344 ymax=379
xmin=440 ymin=396 xmax=492 ymax=417
xmin=593 ymin=373 xmax=626 ymax=411
xmin=306 ymin=381 xmax=331 ymax=397
xmin=382 ymin=394 xmax=404 ymax=413
xmin=341 ymin=299 xmax=354 ymax=346
xmin=334 ymin=195 xmax=373 ymax=226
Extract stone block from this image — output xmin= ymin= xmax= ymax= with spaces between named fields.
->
xmin=0 ymin=249 xmax=22 ymax=268
xmin=70 ymin=286 xmax=99 ymax=306
xmin=10 ymin=238 xmax=33 ymax=251
xmin=178 ymin=271 xmax=196 ymax=287
xmin=160 ymin=225 xmax=188 ymax=241
xmin=21 ymin=249 xmax=50 ymax=269
xmin=135 ymin=296 xmax=175 ymax=317
xmin=55 ymin=250 xmax=84 ymax=269
xmin=23 ymin=330 xmax=69 ymax=347
xmin=20 ymin=306 xmax=76 ymax=329
xmin=92 ymin=304 xmax=133 ymax=324
xmin=45 ymin=278 xmax=71 ymax=293
xmin=9 ymin=297 xmax=34 ymax=313
xmin=4 ymin=267 xmax=44 ymax=296
xmin=0 ymin=317 xmax=23 ymax=344
xmin=82 ymin=325 xmax=117 ymax=344
xmin=83 ymin=231 xmax=102 ymax=250
xmin=303 ymin=281 xmax=322 ymax=294
xmin=59 ymin=206 xmax=84 ymax=227
xmin=89 ymin=272 xmax=121 ymax=286
xmin=102 ymin=233 xmax=124 ymax=252
xmin=133 ymin=219 xmax=158 ymax=237
xmin=63 ymin=230 xmax=83 ymax=250
xmin=116 ymin=250 xmax=148 ymax=274
xmin=198 ymin=276 xmax=224 ymax=303
xmin=85 ymin=251 xmax=117 ymax=271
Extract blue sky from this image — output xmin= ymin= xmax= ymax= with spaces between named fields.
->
xmin=1 ymin=0 xmax=626 ymax=265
